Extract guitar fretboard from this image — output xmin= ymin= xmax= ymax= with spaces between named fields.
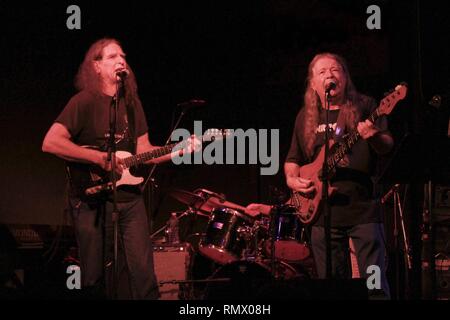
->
xmin=122 ymin=142 xmax=178 ymax=168
xmin=326 ymin=109 xmax=380 ymax=172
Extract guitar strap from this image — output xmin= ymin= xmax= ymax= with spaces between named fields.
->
xmin=334 ymin=108 xmax=347 ymax=143
xmin=125 ymin=100 xmax=137 ymax=153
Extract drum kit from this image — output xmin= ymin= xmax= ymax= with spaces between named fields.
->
xmin=165 ymin=188 xmax=314 ymax=299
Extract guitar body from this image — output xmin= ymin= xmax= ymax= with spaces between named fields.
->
xmin=66 ymin=147 xmax=145 ymax=199
xmin=291 ymin=142 xmax=337 ymax=225
xmin=113 ymin=150 xmax=145 ymax=188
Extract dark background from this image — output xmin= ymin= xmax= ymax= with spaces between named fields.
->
xmin=1 ymin=0 xmax=449 ymax=300
xmin=0 ymin=0 xmax=448 ymax=229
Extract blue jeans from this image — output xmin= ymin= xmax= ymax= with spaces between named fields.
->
xmin=70 ymin=197 xmax=159 ymax=299
xmin=311 ymin=223 xmax=390 ymax=299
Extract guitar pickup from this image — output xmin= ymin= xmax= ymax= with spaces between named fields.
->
xmin=85 ymin=182 xmax=113 ymax=195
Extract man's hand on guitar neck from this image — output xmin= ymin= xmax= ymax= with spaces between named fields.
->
xmin=97 ymin=152 xmax=124 ymax=175
xmin=173 ymin=135 xmax=202 ymax=157
xmin=286 ymin=176 xmax=315 ymax=194
xmin=357 ymin=119 xmax=394 ymax=155
xmin=184 ymin=135 xmax=202 ymax=154
xmin=357 ymin=119 xmax=380 ymax=140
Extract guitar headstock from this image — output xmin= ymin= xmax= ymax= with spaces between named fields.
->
xmin=202 ymin=128 xmax=233 ymax=141
xmin=378 ymin=83 xmax=408 ymax=116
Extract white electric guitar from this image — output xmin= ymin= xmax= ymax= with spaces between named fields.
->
xmin=66 ymin=129 xmax=230 ymax=199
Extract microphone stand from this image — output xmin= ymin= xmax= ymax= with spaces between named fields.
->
xmin=323 ymin=91 xmax=333 ymax=279
xmin=108 ymin=77 xmax=123 ymax=299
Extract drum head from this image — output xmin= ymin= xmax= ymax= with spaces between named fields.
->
xmin=264 ymin=240 xmax=311 ymax=262
xmin=198 ymin=207 xmax=251 ymax=264
xmin=198 ymin=246 xmax=238 ymax=265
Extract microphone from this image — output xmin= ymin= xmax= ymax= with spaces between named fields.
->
xmin=177 ymin=99 xmax=207 ymax=109
xmin=325 ymin=81 xmax=337 ymax=93
xmin=429 ymin=95 xmax=442 ymax=109
xmin=115 ymin=69 xmax=129 ymax=79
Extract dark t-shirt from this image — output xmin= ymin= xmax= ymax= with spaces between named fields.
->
xmin=55 ymin=90 xmax=148 ymax=202
xmin=286 ymin=96 xmax=389 ymax=227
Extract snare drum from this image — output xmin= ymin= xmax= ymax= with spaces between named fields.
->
xmin=199 ymin=207 xmax=254 ymax=264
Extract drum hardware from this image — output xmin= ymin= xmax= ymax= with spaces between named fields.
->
xmin=246 ymin=220 xmax=270 ymax=260
xmin=166 ymin=187 xmax=314 ymax=299
xmin=150 ymin=209 xmax=194 ymax=240
xmin=236 ymin=226 xmax=253 ymax=241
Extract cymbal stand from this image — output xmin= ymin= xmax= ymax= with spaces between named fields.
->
xmin=382 ymin=184 xmax=412 ymax=299
xmin=149 ymin=209 xmax=192 ymax=240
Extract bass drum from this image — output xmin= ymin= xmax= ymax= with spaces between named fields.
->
xmin=182 ymin=244 xmax=219 ymax=300
xmin=203 ymin=259 xmax=309 ymax=300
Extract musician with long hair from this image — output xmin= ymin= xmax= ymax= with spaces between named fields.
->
xmin=285 ymin=53 xmax=393 ymax=298
xmin=42 ymin=38 xmax=198 ymax=299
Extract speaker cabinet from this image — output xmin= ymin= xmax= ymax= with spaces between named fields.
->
xmin=153 ymin=244 xmax=189 ymax=300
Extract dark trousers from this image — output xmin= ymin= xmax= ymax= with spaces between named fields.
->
xmin=70 ymin=197 xmax=159 ymax=299
xmin=311 ymin=223 xmax=390 ymax=298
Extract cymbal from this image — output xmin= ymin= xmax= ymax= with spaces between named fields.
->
xmin=170 ymin=188 xmax=246 ymax=213
xmin=170 ymin=189 xmax=205 ymax=208
xmin=170 ymin=188 xmax=218 ymax=214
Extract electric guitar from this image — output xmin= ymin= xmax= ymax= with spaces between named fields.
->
xmin=289 ymin=84 xmax=408 ymax=225
xmin=66 ymin=129 xmax=231 ymax=199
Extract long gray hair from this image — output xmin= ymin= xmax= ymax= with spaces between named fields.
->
xmin=301 ymin=53 xmax=368 ymax=159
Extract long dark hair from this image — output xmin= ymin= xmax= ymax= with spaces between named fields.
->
xmin=74 ymin=38 xmax=140 ymax=110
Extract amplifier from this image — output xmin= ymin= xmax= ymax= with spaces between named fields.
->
xmin=436 ymin=257 xmax=450 ymax=300
xmin=435 ymin=185 xmax=450 ymax=208
xmin=153 ymin=244 xmax=190 ymax=300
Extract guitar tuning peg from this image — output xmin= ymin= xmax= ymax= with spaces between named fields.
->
xmin=383 ymin=92 xmax=390 ymax=97
xmin=389 ymin=89 xmax=395 ymax=94
xmin=393 ymin=82 xmax=408 ymax=91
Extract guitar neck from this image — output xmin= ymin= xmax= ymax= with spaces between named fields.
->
xmin=118 ymin=129 xmax=230 ymax=169
xmin=122 ymin=142 xmax=178 ymax=168
xmin=327 ymin=108 xmax=381 ymax=171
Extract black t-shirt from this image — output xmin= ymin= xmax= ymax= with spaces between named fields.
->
xmin=286 ymin=96 xmax=389 ymax=227
xmin=55 ymin=90 xmax=148 ymax=202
